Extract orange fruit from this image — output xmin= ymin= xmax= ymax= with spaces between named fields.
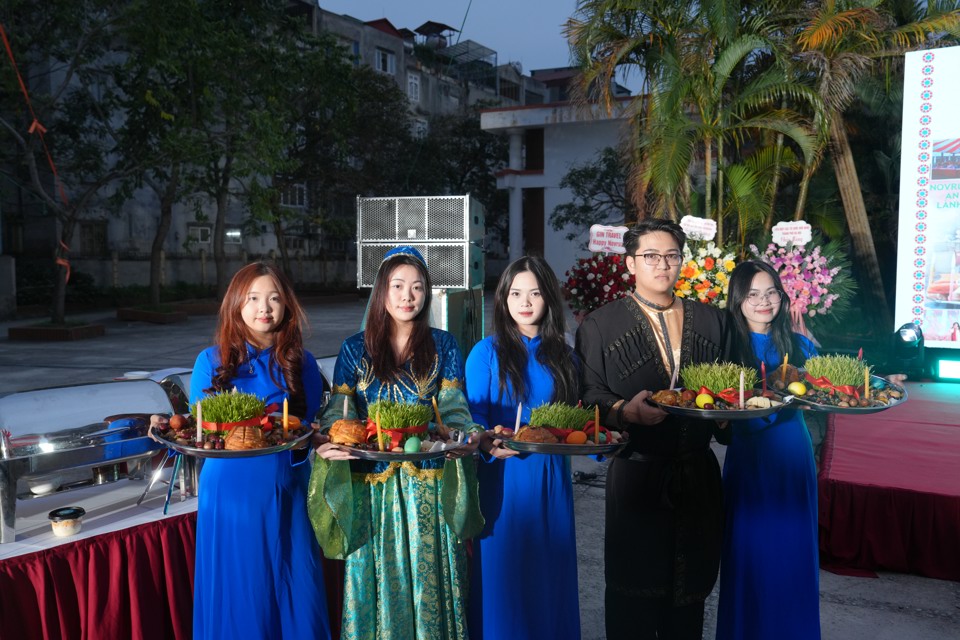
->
xmin=566 ymin=430 xmax=588 ymax=444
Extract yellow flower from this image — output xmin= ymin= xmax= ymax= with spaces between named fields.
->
xmin=724 ymin=260 xmax=736 ymax=272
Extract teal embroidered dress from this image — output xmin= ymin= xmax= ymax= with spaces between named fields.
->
xmin=308 ymin=328 xmax=484 ymax=640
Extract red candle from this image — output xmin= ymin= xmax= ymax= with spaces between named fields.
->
xmin=761 ymin=362 xmax=767 ymax=394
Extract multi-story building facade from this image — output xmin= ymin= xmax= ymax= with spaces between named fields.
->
xmin=0 ymin=4 xmax=550 ymax=299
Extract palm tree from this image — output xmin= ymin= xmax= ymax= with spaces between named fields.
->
xmin=786 ymin=0 xmax=960 ymax=329
xmin=569 ymin=0 xmax=819 ymax=241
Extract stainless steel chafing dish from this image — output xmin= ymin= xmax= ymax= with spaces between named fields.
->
xmin=0 ymin=373 xmax=195 ymax=544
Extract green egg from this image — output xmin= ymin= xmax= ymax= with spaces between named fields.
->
xmin=403 ymin=437 xmax=422 ymax=453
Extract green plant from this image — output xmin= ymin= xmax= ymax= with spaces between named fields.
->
xmin=367 ymin=401 xmax=432 ymax=429
xmin=681 ymin=362 xmax=757 ymax=391
xmin=804 ymin=355 xmax=869 ymax=387
xmin=194 ymin=392 xmax=266 ymax=423
xmin=529 ymin=403 xmax=594 ymax=430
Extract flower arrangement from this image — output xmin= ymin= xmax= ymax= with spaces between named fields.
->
xmin=749 ymin=235 xmax=855 ymax=322
xmin=674 ymin=241 xmax=737 ymax=308
xmin=563 ymin=253 xmax=633 ymax=313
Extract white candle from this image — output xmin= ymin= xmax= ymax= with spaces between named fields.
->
xmin=196 ymin=401 xmax=203 ymax=443
xmin=342 ymin=395 xmax=348 ymax=419
xmin=739 ymin=371 xmax=745 ymax=409
xmin=514 ymin=402 xmax=522 ymax=434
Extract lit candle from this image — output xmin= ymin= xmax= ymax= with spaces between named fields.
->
xmin=781 ymin=354 xmax=789 ymax=385
xmin=375 ymin=409 xmax=384 ymax=451
xmin=761 ymin=362 xmax=767 ymax=394
xmin=196 ymin=401 xmax=203 ymax=443
xmin=594 ymin=405 xmax=600 ymax=444
xmin=739 ymin=370 xmax=745 ymax=409
xmin=514 ymin=402 xmax=522 ymax=434
xmin=432 ymin=396 xmax=443 ymax=430
xmin=864 ymin=367 xmax=870 ymax=401
xmin=283 ymin=397 xmax=289 ymax=439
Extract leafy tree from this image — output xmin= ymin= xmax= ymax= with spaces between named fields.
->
xmin=786 ymin=0 xmax=960 ymax=327
xmin=550 ymin=146 xmax=632 ymax=245
xmin=411 ymin=105 xmax=510 ymax=248
xmin=0 ymin=0 xmax=136 ymax=323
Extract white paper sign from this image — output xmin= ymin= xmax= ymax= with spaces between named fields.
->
xmin=679 ymin=216 xmax=717 ymax=241
xmin=588 ymin=224 xmax=628 ymax=254
xmin=771 ymin=221 xmax=812 ymax=247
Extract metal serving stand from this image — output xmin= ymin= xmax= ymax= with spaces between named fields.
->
xmin=0 ymin=376 xmax=195 ymax=544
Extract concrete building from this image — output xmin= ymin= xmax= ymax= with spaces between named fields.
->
xmin=480 ymin=97 xmax=630 ymax=278
xmin=0 ymin=3 xmax=551 ymax=305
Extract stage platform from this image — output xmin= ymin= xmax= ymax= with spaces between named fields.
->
xmin=818 ymin=381 xmax=960 ymax=581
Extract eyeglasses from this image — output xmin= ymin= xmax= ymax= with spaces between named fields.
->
xmin=634 ymin=253 xmax=683 ymax=267
xmin=745 ymin=290 xmax=783 ymax=306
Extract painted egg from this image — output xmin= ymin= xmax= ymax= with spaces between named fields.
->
xmin=404 ymin=437 xmax=422 ymax=453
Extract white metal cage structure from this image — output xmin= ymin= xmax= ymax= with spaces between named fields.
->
xmin=356 ymin=195 xmax=486 ymax=356
xmin=357 ymin=195 xmax=484 ymax=289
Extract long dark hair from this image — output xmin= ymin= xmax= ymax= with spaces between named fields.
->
xmin=364 ymin=254 xmax=436 ymax=382
xmin=210 ymin=262 xmax=308 ymax=415
xmin=493 ymin=256 xmax=578 ymax=404
xmin=726 ymin=260 xmax=805 ymax=367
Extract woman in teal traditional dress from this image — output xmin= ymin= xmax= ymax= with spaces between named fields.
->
xmin=309 ymin=246 xmax=484 ymax=640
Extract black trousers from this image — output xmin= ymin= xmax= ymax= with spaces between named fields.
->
xmin=605 ymin=591 xmax=705 ymax=640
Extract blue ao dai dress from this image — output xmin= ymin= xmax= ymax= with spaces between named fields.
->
xmin=190 ymin=345 xmax=330 ymax=640
xmin=464 ymin=334 xmax=581 ymax=640
xmin=715 ymin=332 xmax=820 ymax=640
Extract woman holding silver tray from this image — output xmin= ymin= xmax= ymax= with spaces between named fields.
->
xmin=465 ymin=256 xmax=582 ymax=640
xmin=189 ymin=262 xmax=331 ymax=640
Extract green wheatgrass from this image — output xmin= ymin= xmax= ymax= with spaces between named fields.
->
xmin=680 ymin=362 xmax=758 ymax=392
xmin=804 ymin=355 xmax=870 ymax=387
xmin=529 ymin=402 xmax=595 ymax=430
xmin=193 ymin=391 xmax=266 ymax=423
xmin=367 ymin=401 xmax=433 ymax=429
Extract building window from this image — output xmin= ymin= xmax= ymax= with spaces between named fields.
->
xmin=500 ymin=79 xmax=520 ymax=101
xmin=225 ymin=226 xmax=242 ymax=245
xmin=375 ymin=48 xmax=396 ymax=75
xmin=408 ymin=73 xmax=420 ymax=102
xmin=188 ymin=224 xmax=211 ymax=244
xmin=79 ymin=220 xmax=108 ymax=256
xmin=413 ymin=118 xmax=429 ymax=140
xmin=280 ymin=182 xmax=307 ymax=208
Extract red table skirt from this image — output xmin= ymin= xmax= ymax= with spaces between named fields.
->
xmin=0 ymin=513 xmax=345 ymax=640
xmin=818 ymin=407 xmax=960 ymax=581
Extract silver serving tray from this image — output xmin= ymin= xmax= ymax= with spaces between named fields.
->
xmin=503 ymin=437 xmax=629 ymax=456
xmin=149 ymin=425 xmax=313 ymax=459
xmin=791 ymin=375 xmax=908 ymax=415
xmin=650 ymin=394 xmax=793 ymax=420
xmin=338 ymin=442 xmax=467 ymax=462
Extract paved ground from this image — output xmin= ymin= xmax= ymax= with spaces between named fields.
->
xmin=1 ymin=297 xmax=958 ymax=639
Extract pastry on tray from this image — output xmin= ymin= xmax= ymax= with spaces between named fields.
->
xmin=514 ymin=425 xmax=560 ymax=443
xmin=329 ymin=418 xmax=368 ymax=445
xmin=224 ymin=425 xmax=266 ymax=450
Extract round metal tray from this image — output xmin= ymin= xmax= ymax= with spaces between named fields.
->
xmin=503 ymin=438 xmax=629 ymax=456
xmin=791 ymin=376 xmax=908 ymax=414
xmin=649 ymin=394 xmax=793 ymax=420
xmin=149 ymin=425 xmax=314 ymax=459
xmin=338 ymin=442 xmax=467 ymax=462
